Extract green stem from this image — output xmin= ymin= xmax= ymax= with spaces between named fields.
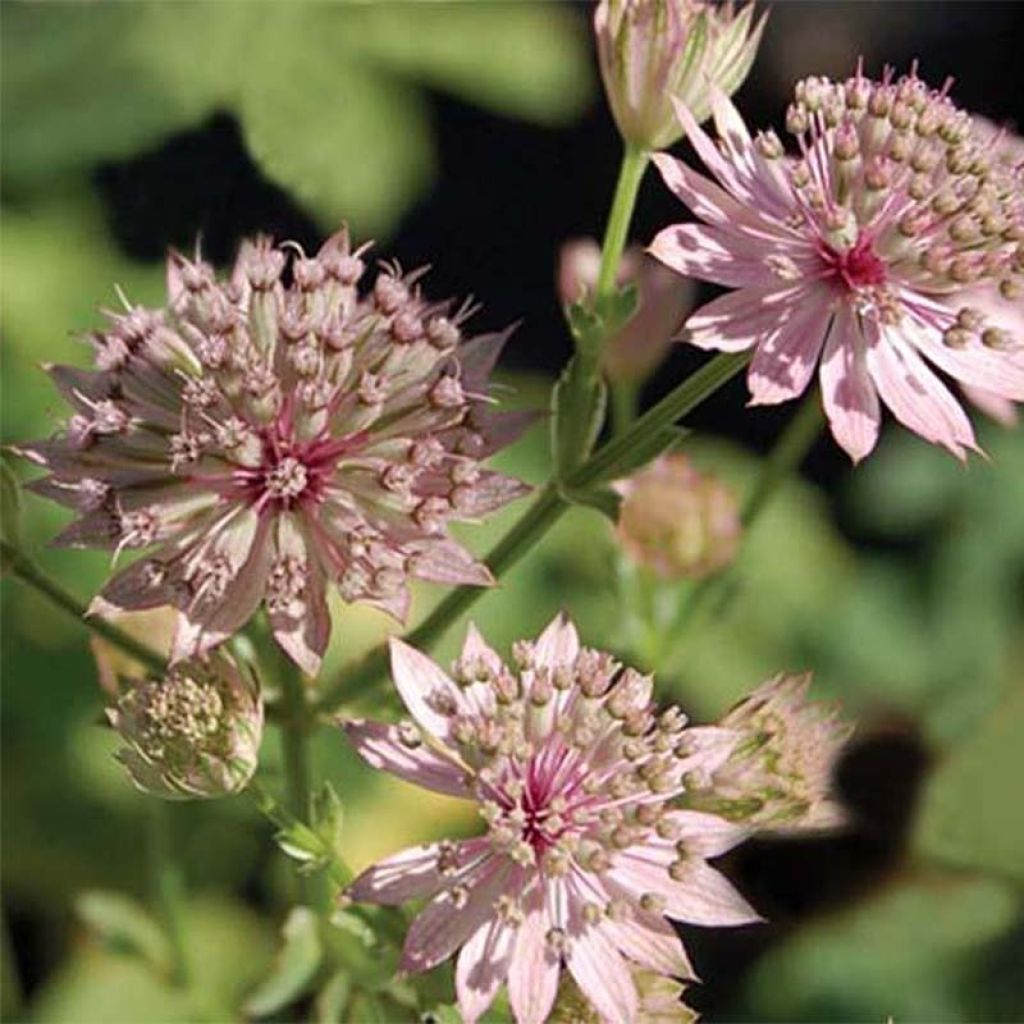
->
xmin=610 ymin=379 xmax=640 ymax=437
xmin=146 ymin=801 xmax=188 ymax=988
xmin=278 ymin=666 xmax=313 ymax=903
xmin=1 ymin=540 xmax=166 ymax=674
xmin=595 ymin=144 xmax=649 ymax=302
xmin=316 ymin=352 xmax=750 ymax=715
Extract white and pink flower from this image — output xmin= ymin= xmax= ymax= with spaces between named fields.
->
xmin=342 ymin=616 xmax=761 ymax=1023
xmin=650 ymin=68 xmax=1024 ymax=461
xmin=14 ymin=230 xmax=531 ymax=673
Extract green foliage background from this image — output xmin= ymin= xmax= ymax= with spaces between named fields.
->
xmin=2 ymin=2 xmax=1022 ymax=1022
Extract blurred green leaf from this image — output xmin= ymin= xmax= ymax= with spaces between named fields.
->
xmin=315 ymin=970 xmax=352 ymax=1024
xmin=913 ymin=688 xmax=1024 ymax=883
xmin=0 ymin=457 xmax=23 ymax=575
xmin=551 ymin=355 xmax=608 ymax=479
xmin=75 ymin=890 xmax=171 ymax=975
xmin=741 ymin=873 xmax=1021 ymax=1022
xmin=313 ymin=781 xmax=346 ymax=859
xmin=244 ymin=906 xmax=323 ymax=1017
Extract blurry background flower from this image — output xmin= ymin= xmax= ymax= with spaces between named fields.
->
xmin=3 ymin=3 xmax=1024 ymax=1023
xmin=616 ymin=453 xmax=741 ymax=580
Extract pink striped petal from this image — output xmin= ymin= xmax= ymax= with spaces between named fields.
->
xmin=400 ymin=861 xmax=512 ymax=974
xmin=565 ymin=923 xmax=638 ymax=1024
xmin=962 ymin=383 xmax=1018 ymax=426
xmin=747 ymin=293 xmax=832 ymax=405
xmin=456 ymin=917 xmax=516 ymax=1024
xmin=342 ymin=719 xmax=472 ymax=799
xmin=609 ymin=853 xmax=761 ymax=927
xmin=866 ymin=326 xmax=977 ymax=460
xmin=507 ymin=884 xmax=561 ymax=1024
xmin=650 ymin=224 xmax=781 ymax=288
xmin=604 ymin=913 xmax=695 ymax=980
xmin=818 ymin=307 xmax=881 ymax=463
xmin=389 ymin=638 xmax=467 ymax=745
xmin=685 ymin=283 xmax=812 ymax=353
xmin=347 ymin=839 xmax=487 ymax=905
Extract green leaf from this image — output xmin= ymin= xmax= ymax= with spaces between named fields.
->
xmin=75 ymin=891 xmax=171 ymax=976
xmin=312 ymin=781 xmax=345 ymax=858
xmin=329 ymin=908 xmax=377 ymax=950
xmin=573 ymin=426 xmax=686 ymax=487
xmin=1 ymin=458 xmax=22 ymax=576
xmin=314 ymin=970 xmax=352 ymax=1024
xmin=913 ymin=689 xmax=1024 ymax=882
xmin=551 ymin=355 xmax=607 ymax=480
xmin=559 ymin=485 xmax=621 ymax=522
xmin=594 ymin=282 xmax=639 ymax=338
xmin=244 ymin=907 xmax=324 ymax=1017
xmin=420 ymin=1005 xmax=462 ymax=1024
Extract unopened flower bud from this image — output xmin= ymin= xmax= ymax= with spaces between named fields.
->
xmin=107 ymin=653 xmax=263 ymax=799
xmin=615 ymin=454 xmax=741 ymax=580
xmin=595 ymin=0 xmax=766 ymax=150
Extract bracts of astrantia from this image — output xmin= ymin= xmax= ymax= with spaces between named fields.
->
xmin=649 ymin=67 xmax=1024 ymax=461
xmin=13 ymin=229 xmax=531 ymax=673
xmin=341 ymin=616 xmax=766 ymax=1024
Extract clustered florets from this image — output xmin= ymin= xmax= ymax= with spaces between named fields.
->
xmin=108 ymin=652 xmax=262 ymax=799
xmin=343 ymin=617 xmax=847 ymax=1023
xmin=16 ymin=229 xmax=531 ymax=673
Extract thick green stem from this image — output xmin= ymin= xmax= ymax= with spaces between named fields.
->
xmin=316 ymin=352 xmax=749 ymax=714
xmin=146 ymin=801 xmax=188 ymax=988
xmin=610 ymin=379 xmax=640 ymax=437
xmin=595 ymin=144 xmax=649 ymax=302
xmin=1 ymin=540 xmax=166 ymax=674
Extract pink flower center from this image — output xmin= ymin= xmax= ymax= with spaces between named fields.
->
xmin=821 ymin=234 xmax=887 ymax=291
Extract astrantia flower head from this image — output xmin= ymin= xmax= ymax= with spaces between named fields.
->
xmin=650 ymin=67 xmax=1024 ymax=461
xmin=595 ymin=0 xmax=765 ymax=150
xmin=107 ymin=651 xmax=262 ymax=800
xmin=343 ymin=617 xmax=760 ymax=1024
xmin=14 ymin=229 xmax=531 ymax=673
xmin=684 ymin=673 xmax=852 ymax=833
xmin=615 ymin=453 xmax=740 ymax=580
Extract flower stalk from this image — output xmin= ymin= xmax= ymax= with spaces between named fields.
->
xmin=146 ymin=801 xmax=189 ymax=987
xmin=595 ymin=143 xmax=649 ymax=303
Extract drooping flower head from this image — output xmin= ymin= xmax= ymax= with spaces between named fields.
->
xmin=615 ymin=453 xmax=741 ymax=580
xmin=342 ymin=617 xmax=760 ymax=1024
xmin=650 ymin=67 xmax=1024 ymax=461
xmin=558 ymin=238 xmax=696 ymax=384
xmin=683 ymin=673 xmax=852 ymax=833
xmin=107 ymin=651 xmax=262 ymax=800
xmin=14 ymin=229 xmax=531 ymax=672
xmin=595 ymin=0 xmax=766 ymax=150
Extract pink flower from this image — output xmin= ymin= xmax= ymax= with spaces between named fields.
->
xmin=14 ymin=230 xmax=531 ymax=674
xmin=649 ymin=69 xmax=1024 ymax=461
xmin=343 ymin=617 xmax=760 ymax=1024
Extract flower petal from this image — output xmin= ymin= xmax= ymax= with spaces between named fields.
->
xmin=662 ymin=810 xmax=752 ymax=860
xmin=507 ymin=884 xmax=561 ymax=1024
xmin=609 ymin=853 xmax=762 ymax=927
xmin=818 ymin=307 xmax=881 ymax=463
xmin=747 ymin=293 xmax=832 ymax=405
xmin=650 ymin=223 xmax=782 ymax=288
xmin=347 ymin=838 xmax=489 ymax=906
xmin=603 ymin=913 xmax=696 ymax=980
xmin=565 ymin=923 xmax=638 ymax=1024
xmin=389 ymin=638 xmax=467 ymax=745
xmin=532 ymin=612 xmax=580 ymax=671
xmin=456 ymin=917 xmax=516 ymax=1024
xmin=342 ymin=719 xmax=472 ymax=799
xmin=400 ymin=860 xmax=512 ymax=974
xmin=684 ymin=283 xmax=814 ymax=353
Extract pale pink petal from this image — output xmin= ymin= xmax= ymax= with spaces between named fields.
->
xmin=342 ymin=719 xmax=472 ymax=799
xmin=456 ymin=917 xmax=516 ymax=1024
xmin=609 ymin=853 xmax=762 ymax=927
xmin=532 ymin=612 xmax=580 ymax=670
xmin=565 ymin=922 xmax=638 ymax=1024
xmin=269 ymin=516 xmax=329 ymax=676
xmin=818 ymin=307 xmax=881 ymax=463
xmin=962 ymin=383 xmax=1019 ymax=426
xmin=747 ymin=293 xmax=833 ymax=405
xmin=866 ymin=325 xmax=978 ymax=459
xmin=347 ymin=838 xmax=488 ymax=905
xmin=449 ymin=471 xmax=531 ymax=518
xmin=461 ymin=622 xmax=504 ymax=677
xmin=684 ymin=283 xmax=814 ymax=353
xmin=662 ymin=810 xmax=752 ymax=859
xmin=649 ymin=223 xmax=782 ymax=288
xmin=406 ymin=539 xmax=494 ymax=586
xmin=507 ymin=884 xmax=561 ymax=1024
xmin=400 ymin=861 xmax=512 ymax=974
xmin=389 ymin=638 xmax=467 ymax=745
xmin=603 ymin=913 xmax=696 ymax=980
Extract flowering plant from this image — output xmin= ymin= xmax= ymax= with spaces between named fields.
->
xmin=2 ymin=3 xmax=1021 ymax=1022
